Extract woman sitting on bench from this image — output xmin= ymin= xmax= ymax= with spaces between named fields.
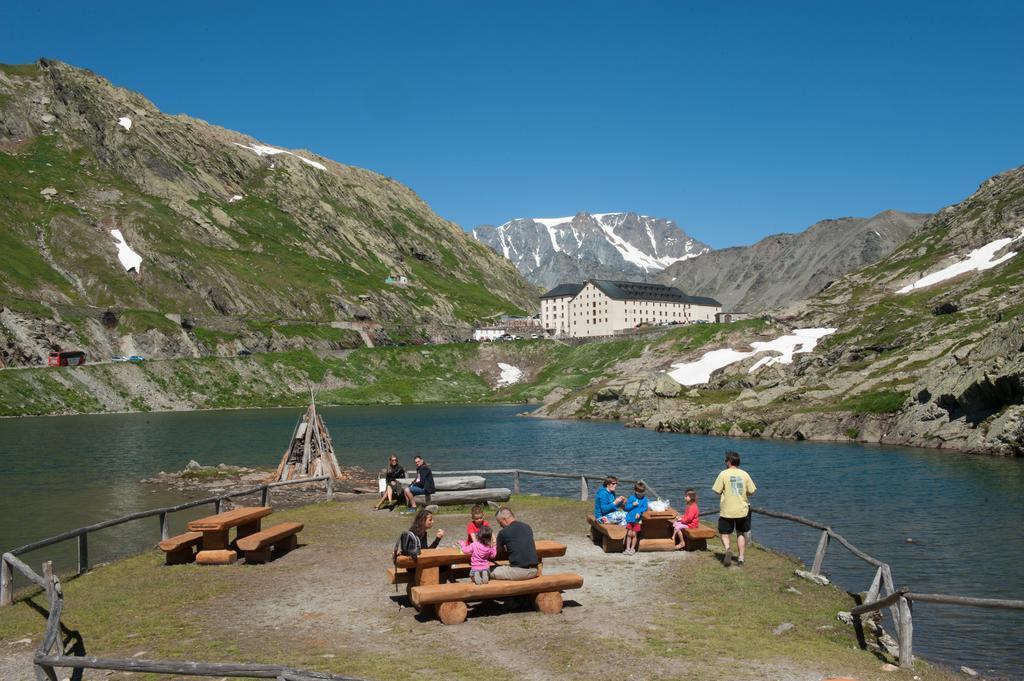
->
xmin=594 ymin=476 xmax=627 ymax=525
xmin=376 ymin=455 xmax=405 ymax=511
xmin=394 ymin=509 xmax=445 ymax=560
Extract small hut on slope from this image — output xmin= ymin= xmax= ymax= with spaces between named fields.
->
xmin=270 ymin=395 xmax=343 ymax=482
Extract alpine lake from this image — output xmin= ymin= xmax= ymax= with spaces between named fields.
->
xmin=1 ymin=404 xmax=1021 ymax=678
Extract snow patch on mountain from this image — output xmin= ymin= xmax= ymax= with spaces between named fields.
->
xmin=668 ymin=328 xmax=836 ymax=386
xmin=110 ymin=229 xmax=142 ymax=272
xmin=896 ymin=229 xmax=1023 ymax=293
xmin=232 ymin=142 xmax=327 ymax=171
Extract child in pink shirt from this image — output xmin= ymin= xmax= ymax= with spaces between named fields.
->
xmin=672 ymin=489 xmax=700 ymax=550
xmin=462 ymin=525 xmax=498 ymax=584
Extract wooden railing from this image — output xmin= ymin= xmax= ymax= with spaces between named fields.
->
xmin=4 ymin=467 xmax=1023 ymax=676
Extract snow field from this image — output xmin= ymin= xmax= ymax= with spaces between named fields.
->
xmin=668 ymin=328 xmax=837 ymax=386
xmin=897 ymin=229 xmax=1024 ymax=294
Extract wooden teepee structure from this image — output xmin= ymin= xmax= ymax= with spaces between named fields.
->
xmin=270 ymin=389 xmax=343 ymax=482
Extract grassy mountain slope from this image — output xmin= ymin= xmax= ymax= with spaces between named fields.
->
xmin=0 ymin=60 xmax=536 ymax=366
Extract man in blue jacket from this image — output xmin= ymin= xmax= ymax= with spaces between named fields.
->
xmin=594 ymin=476 xmax=627 ymax=525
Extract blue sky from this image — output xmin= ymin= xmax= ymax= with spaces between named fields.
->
xmin=3 ymin=1 xmax=1022 ymax=248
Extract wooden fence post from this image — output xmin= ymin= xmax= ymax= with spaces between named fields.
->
xmin=898 ymin=595 xmax=914 ymax=668
xmin=0 ymin=556 xmax=12 ymax=607
xmin=261 ymin=485 xmax=270 ymax=507
xmin=865 ymin=566 xmax=883 ymax=604
xmin=881 ymin=564 xmax=901 ymax=636
xmin=512 ymin=471 xmax=521 ymax=496
xmin=580 ymin=477 xmax=588 ymax=501
xmin=37 ymin=561 xmax=59 ymax=681
xmin=214 ymin=498 xmax=223 ymax=514
xmin=159 ymin=512 xmax=169 ymax=541
xmin=326 ymin=476 xmax=334 ymax=500
xmin=811 ymin=529 xmax=830 ymax=575
xmin=77 ymin=532 xmax=89 ymax=575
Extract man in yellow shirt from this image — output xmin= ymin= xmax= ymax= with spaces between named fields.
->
xmin=712 ymin=450 xmax=756 ymax=567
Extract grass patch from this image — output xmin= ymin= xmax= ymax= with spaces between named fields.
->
xmin=834 ymin=388 xmax=909 ymax=414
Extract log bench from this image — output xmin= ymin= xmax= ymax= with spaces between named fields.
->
xmin=158 ymin=531 xmax=203 ymax=565
xmin=587 ymin=516 xmax=627 ymax=553
xmin=681 ymin=523 xmax=717 ymax=551
xmin=235 ymin=522 xmax=304 ymax=564
xmin=410 ymin=572 xmax=584 ymax=624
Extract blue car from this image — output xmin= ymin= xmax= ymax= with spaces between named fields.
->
xmin=128 ymin=355 xmax=145 ymax=362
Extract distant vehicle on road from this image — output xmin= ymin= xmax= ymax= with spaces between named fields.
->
xmin=111 ymin=355 xmax=129 ymax=362
xmin=48 ymin=351 xmax=86 ymax=367
xmin=128 ymin=355 xmax=145 ymax=362
xmin=530 ymin=333 xmax=540 ymax=339
xmin=237 ymin=349 xmax=252 ymax=356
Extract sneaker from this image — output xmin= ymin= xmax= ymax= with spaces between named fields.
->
xmin=723 ymin=548 xmax=732 ymax=567
xmin=737 ymin=557 xmax=745 ymax=566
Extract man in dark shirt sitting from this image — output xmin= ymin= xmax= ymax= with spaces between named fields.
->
xmin=491 ymin=507 xmax=539 ymax=580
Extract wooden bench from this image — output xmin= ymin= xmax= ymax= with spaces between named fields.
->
xmin=410 ymin=572 xmax=584 ymax=624
xmin=158 ymin=531 xmax=203 ymax=565
xmin=681 ymin=523 xmax=717 ymax=551
xmin=187 ymin=506 xmax=274 ymax=566
xmin=587 ymin=516 xmax=627 ymax=552
xmin=235 ymin=522 xmax=304 ymax=564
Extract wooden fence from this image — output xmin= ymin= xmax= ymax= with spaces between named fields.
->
xmin=3 ymin=468 xmax=1023 ymax=676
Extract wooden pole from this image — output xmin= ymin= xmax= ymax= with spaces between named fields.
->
xmin=261 ymin=485 xmax=270 ymax=507
xmin=159 ymin=512 xmax=169 ymax=541
xmin=897 ymin=595 xmax=914 ymax=668
xmin=580 ymin=476 xmax=588 ymax=501
xmin=326 ymin=476 xmax=334 ymax=500
xmin=881 ymin=564 xmax=901 ymax=636
xmin=512 ymin=470 xmax=521 ymax=496
xmin=77 ymin=532 xmax=88 ymax=575
xmin=811 ymin=528 xmax=830 ymax=575
xmin=865 ymin=566 xmax=882 ymax=604
xmin=214 ymin=499 xmax=223 ymax=514
xmin=0 ymin=556 xmax=12 ymax=606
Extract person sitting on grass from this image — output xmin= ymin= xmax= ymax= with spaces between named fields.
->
xmin=490 ymin=507 xmax=539 ymax=581
xmin=594 ymin=476 xmax=627 ymax=525
xmin=401 ymin=455 xmax=435 ymax=514
xmin=461 ymin=524 xmax=497 ymax=584
xmin=375 ymin=455 xmax=405 ymax=511
xmin=623 ymin=481 xmax=649 ymax=555
xmin=393 ymin=509 xmax=445 ymax=561
xmin=672 ymin=488 xmax=700 ymax=550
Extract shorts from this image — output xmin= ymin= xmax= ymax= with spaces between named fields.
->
xmin=408 ymin=484 xmax=426 ymax=496
xmin=718 ymin=513 xmax=751 ymax=535
xmin=600 ymin=510 xmax=627 ymax=525
xmin=626 ymin=522 xmax=643 ymax=533
xmin=672 ymin=521 xmax=689 ymax=532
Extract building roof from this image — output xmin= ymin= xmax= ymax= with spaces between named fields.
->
xmin=540 ymin=283 xmax=585 ymax=299
xmin=590 ymin=280 xmax=721 ymax=307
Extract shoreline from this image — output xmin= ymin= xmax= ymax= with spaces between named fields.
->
xmin=0 ymin=397 xmax=1007 ymax=458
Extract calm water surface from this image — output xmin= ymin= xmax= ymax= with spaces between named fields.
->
xmin=1 ymin=405 xmax=1022 ymax=678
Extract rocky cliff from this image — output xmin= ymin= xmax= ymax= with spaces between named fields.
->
xmin=0 ymin=60 xmax=537 ymax=366
xmin=655 ymin=210 xmax=930 ymax=312
xmin=472 ymin=212 xmax=710 ymax=289
xmin=534 ymin=167 xmax=1024 ymax=456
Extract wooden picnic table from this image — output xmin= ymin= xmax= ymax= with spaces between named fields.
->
xmin=391 ymin=540 xmax=581 ymax=624
xmin=392 ymin=539 xmax=567 ymax=593
xmin=187 ymin=506 xmax=273 ymax=565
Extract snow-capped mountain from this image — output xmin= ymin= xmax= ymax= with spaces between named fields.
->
xmin=472 ymin=212 xmax=710 ymax=288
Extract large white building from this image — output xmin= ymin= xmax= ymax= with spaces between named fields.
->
xmin=540 ymin=280 xmax=722 ymax=338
